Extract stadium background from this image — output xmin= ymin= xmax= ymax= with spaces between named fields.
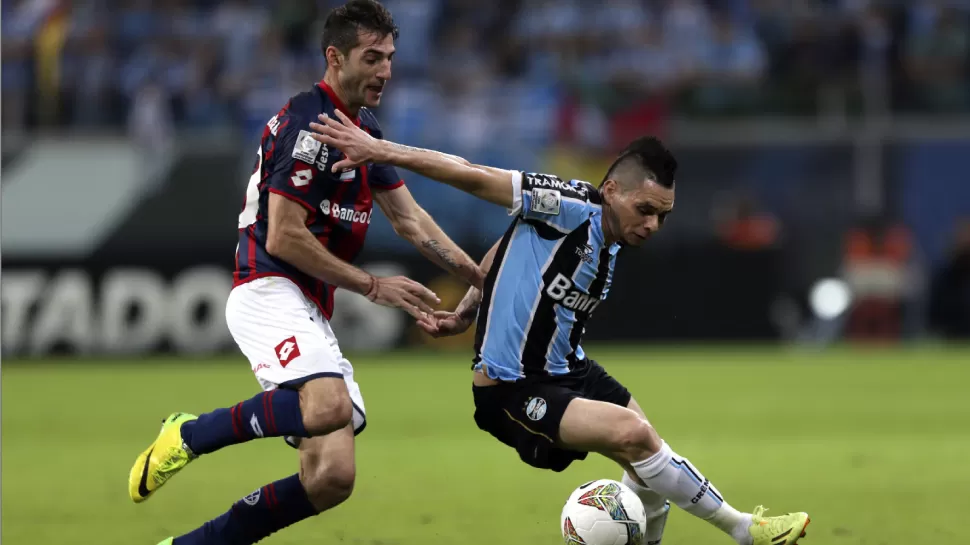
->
xmin=2 ymin=0 xmax=969 ymax=544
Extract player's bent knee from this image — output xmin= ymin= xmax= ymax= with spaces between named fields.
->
xmin=613 ymin=416 xmax=662 ymax=463
xmin=299 ymin=378 xmax=353 ymax=436
xmin=302 ymin=398 xmax=353 ymax=436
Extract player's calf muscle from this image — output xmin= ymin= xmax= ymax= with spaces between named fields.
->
xmin=301 ymin=463 xmax=355 ymax=511
xmin=299 ymin=432 xmax=356 ymax=511
xmin=298 ymin=378 xmax=353 ymax=436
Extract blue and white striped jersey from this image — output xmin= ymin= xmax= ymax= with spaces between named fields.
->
xmin=473 ymin=172 xmax=622 ymax=381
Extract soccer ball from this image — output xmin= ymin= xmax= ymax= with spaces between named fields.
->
xmin=561 ymin=479 xmax=647 ymax=545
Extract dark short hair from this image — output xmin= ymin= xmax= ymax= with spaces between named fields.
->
xmin=604 ymin=136 xmax=677 ymax=189
xmin=321 ymin=0 xmax=399 ymax=57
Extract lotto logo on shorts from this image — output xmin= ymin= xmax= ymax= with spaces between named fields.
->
xmin=274 ymin=336 xmax=301 ymax=367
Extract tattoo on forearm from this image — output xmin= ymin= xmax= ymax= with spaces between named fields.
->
xmin=455 ymin=287 xmax=482 ymax=322
xmin=422 ymin=239 xmax=460 ymax=270
xmin=458 ymin=300 xmax=480 ymax=322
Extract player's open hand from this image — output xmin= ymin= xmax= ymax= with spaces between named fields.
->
xmin=365 ymin=275 xmax=441 ymax=324
xmin=416 ymin=310 xmax=472 ymax=338
xmin=309 ymin=111 xmax=380 ymax=173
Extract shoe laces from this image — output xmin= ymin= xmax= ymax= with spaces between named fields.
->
xmin=752 ymin=505 xmax=769 ymax=520
xmin=156 ymin=446 xmax=188 ymax=474
xmin=752 ymin=505 xmax=794 ymax=534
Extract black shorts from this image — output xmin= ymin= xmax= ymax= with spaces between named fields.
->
xmin=472 ymin=359 xmax=632 ymax=472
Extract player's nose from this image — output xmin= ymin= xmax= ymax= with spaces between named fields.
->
xmin=644 ymin=215 xmax=660 ymax=233
xmin=378 ymin=61 xmax=392 ymax=80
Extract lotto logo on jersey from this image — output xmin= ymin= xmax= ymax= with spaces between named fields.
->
xmin=546 ymin=273 xmax=602 ymax=314
xmin=320 ymin=199 xmax=371 ymax=224
xmin=290 ymin=169 xmax=313 ymax=188
xmin=274 ymin=336 xmax=301 ymax=367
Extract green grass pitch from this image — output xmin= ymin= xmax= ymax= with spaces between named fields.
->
xmin=3 ymin=345 xmax=969 ymax=544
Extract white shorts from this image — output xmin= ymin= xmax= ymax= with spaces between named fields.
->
xmin=225 ymin=276 xmax=366 ymax=446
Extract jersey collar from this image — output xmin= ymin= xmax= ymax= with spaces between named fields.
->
xmin=317 ymin=80 xmax=361 ymax=126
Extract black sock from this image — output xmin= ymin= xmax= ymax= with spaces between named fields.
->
xmin=172 ymin=473 xmax=318 ymax=545
xmin=180 ymin=390 xmax=308 ymax=455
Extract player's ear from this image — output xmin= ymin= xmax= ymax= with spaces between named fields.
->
xmin=325 ymin=46 xmax=344 ymax=69
xmin=601 ymin=179 xmax=618 ymax=205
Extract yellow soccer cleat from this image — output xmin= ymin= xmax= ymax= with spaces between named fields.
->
xmin=128 ymin=412 xmax=198 ymax=503
xmin=747 ymin=505 xmax=811 ymax=545
xmin=156 ymin=539 xmax=173 ymax=545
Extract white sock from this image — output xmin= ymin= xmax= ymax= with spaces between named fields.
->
xmin=631 ymin=441 xmax=752 ymax=544
xmin=621 ymin=472 xmax=670 ymax=545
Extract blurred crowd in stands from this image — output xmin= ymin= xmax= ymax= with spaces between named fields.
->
xmin=4 ymin=0 xmax=970 ymax=146
xmin=3 ymin=0 xmax=968 ymax=339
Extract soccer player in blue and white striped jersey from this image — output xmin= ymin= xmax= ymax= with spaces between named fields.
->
xmin=309 ymin=114 xmax=812 ymax=545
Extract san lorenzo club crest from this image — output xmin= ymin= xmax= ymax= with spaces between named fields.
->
xmin=242 ymin=488 xmax=261 ymax=506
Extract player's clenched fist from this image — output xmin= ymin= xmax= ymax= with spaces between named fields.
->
xmin=364 ymin=274 xmax=440 ymax=324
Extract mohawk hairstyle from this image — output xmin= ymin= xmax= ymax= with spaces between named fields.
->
xmin=321 ymin=0 xmax=399 ymax=57
xmin=603 ymin=136 xmax=677 ymax=189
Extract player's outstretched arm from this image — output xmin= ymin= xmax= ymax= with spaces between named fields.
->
xmin=266 ymin=193 xmax=440 ymax=323
xmin=418 ymin=238 xmax=500 ymax=338
xmin=309 ymin=111 xmax=515 ymax=208
xmin=373 ymin=185 xmax=484 ymax=290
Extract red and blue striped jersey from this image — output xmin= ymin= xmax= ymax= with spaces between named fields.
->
xmin=233 ymin=80 xmax=404 ymax=320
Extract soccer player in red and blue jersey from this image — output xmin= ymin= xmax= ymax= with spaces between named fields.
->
xmin=127 ymin=2 xmax=483 ymax=544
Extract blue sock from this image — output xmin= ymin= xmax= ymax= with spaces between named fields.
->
xmin=172 ymin=473 xmax=317 ymax=545
xmin=180 ymin=390 xmax=308 ymax=455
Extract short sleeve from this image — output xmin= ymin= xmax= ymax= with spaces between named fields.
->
xmin=362 ymin=120 xmax=405 ymax=190
xmin=514 ymin=172 xmax=595 ymax=231
xmin=265 ymin=115 xmax=326 ymax=212
xmin=369 ymin=162 xmax=405 ymax=190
